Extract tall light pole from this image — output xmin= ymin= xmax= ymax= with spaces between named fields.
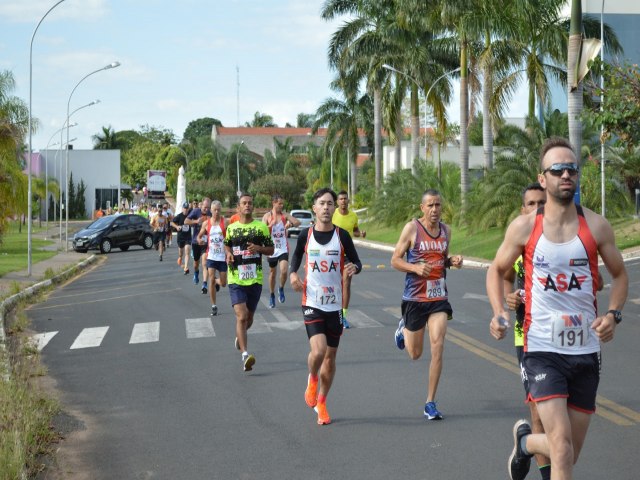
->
xmin=236 ymin=140 xmax=244 ymax=197
xmin=382 ymin=64 xmax=461 ymax=164
xmin=27 ymin=0 xmax=66 ymax=275
xmin=44 ymin=122 xmax=78 ymax=228
xmin=600 ymin=0 xmax=606 ymax=217
xmin=65 ymin=62 xmax=120 ymax=251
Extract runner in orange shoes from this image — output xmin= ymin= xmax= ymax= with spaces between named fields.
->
xmin=289 ymin=187 xmax=362 ymax=425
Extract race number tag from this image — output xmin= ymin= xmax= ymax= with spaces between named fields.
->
xmin=181 ymin=225 xmax=189 ymax=232
xmin=274 ymin=237 xmax=286 ymax=250
xmin=550 ymin=311 xmax=589 ymax=349
xmin=238 ymin=264 xmax=257 ymax=281
xmin=315 ymin=286 xmax=337 ymax=306
xmin=426 ymin=279 xmax=446 ymax=299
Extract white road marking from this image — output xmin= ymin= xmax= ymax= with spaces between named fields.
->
xmin=185 ymin=318 xmax=216 ymax=339
xmin=129 ymin=322 xmax=160 ymax=344
xmin=248 ymin=313 xmax=273 ymax=334
xmin=70 ymin=326 xmax=109 ymax=349
xmin=347 ymin=310 xmax=384 ymax=328
xmin=462 ymin=293 xmax=490 ymax=302
xmin=30 ymin=331 xmax=58 ymax=351
xmin=384 ymin=306 xmax=402 ymax=318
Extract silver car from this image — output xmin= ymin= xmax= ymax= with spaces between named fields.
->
xmin=288 ymin=209 xmax=314 ymax=237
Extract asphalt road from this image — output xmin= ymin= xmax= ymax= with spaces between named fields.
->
xmin=27 ymin=241 xmax=640 ymax=480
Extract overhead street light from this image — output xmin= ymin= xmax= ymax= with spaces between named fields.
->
xmin=65 ymin=62 xmax=120 ymax=250
xmin=382 ymin=64 xmax=461 ymax=169
xmin=236 ymin=140 xmax=244 ymax=198
xmin=27 ymin=0 xmax=67 ymax=276
xmin=44 ymin=122 xmax=77 ymax=228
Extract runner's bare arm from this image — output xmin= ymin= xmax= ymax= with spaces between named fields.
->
xmin=391 ymin=222 xmax=428 ymax=275
xmin=286 ymin=212 xmax=301 ymax=227
xmin=443 ymin=224 xmax=463 ymax=268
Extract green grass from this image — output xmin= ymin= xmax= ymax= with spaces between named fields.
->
xmin=0 ymin=222 xmax=58 ymax=277
xmin=1 ymin=312 xmax=60 ymax=479
xmin=362 ymin=216 xmax=640 ymax=261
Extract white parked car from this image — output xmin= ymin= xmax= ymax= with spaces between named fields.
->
xmin=288 ymin=209 xmax=314 ymax=237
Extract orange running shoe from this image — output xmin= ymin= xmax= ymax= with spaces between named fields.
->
xmin=304 ymin=375 xmax=318 ymax=408
xmin=177 ymin=256 xmax=182 ymax=266
xmin=315 ymin=402 xmax=331 ymax=425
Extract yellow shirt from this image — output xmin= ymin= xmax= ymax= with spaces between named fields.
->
xmin=332 ymin=210 xmax=359 ymax=237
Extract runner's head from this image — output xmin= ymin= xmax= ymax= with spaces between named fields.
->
xmin=538 ymin=137 xmax=578 ymax=205
xmin=312 ymin=188 xmax=337 ymax=225
xmin=337 ymin=190 xmax=349 ymax=211
xmin=237 ymin=193 xmax=254 ymax=216
xmin=211 ymin=200 xmax=222 ymax=219
xmin=271 ymin=194 xmax=284 ymax=213
xmin=521 ymin=183 xmax=546 ymax=215
xmin=420 ymin=189 xmax=442 ymax=225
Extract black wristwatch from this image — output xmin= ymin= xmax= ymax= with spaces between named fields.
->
xmin=607 ymin=310 xmax=622 ymax=324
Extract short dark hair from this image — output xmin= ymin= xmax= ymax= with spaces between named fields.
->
xmin=271 ymin=194 xmax=283 ymax=202
xmin=521 ymin=182 xmax=545 ymax=205
xmin=539 ymin=137 xmax=575 ymax=170
xmin=421 ymin=189 xmax=440 ymax=203
xmin=313 ymin=187 xmax=337 ymax=204
xmin=337 ymin=190 xmax=348 ymax=197
xmin=237 ymin=192 xmax=252 ymax=203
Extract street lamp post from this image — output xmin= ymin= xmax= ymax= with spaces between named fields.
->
xmin=27 ymin=0 xmax=67 ymax=276
xmin=236 ymin=140 xmax=244 ymax=197
xmin=65 ymin=62 xmax=120 ymax=251
xmin=382 ymin=64 xmax=461 ymax=167
xmin=44 ymin=122 xmax=77 ymax=228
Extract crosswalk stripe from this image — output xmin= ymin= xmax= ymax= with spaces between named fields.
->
xmin=70 ymin=326 xmax=109 ymax=349
xmin=347 ymin=310 xmax=384 ymax=328
xmin=30 ymin=331 xmax=58 ymax=351
xmin=357 ymin=290 xmax=383 ymax=299
xmin=129 ymin=322 xmax=160 ymax=344
xmin=248 ymin=313 xmax=273 ymax=334
xmin=185 ymin=318 xmax=216 ymax=339
xmin=383 ymin=306 xmax=402 ymax=318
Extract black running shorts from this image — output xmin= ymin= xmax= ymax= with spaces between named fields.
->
xmin=302 ymin=307 xmax=343 ymax=348
xmin=401 ymin=300 xmax=453 ymax=332
xmin=523 ymin=351 xmax=600 ymax=413
xmin=267 ymin=252 xmax=289 ymax=269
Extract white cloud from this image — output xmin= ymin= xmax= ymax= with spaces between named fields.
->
xmin=0 ymin=0 xmax=108 ymax=23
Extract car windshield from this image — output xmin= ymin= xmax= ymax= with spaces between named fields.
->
xmin=87 ymin=217 xmax=114 ymax=230
xmin=293 ymin=212 xmax=312 ymax=219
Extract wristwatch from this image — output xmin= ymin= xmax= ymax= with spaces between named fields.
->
xmin=606 ymin=309 xmax=622 ymax=324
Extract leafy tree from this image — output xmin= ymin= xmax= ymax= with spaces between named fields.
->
xmin=249 ymin=174 xmax=303 ymax=209
xmin=245 ymin=112 xmax=277 ymax=128
xmin=121 ymin=141 xmax=164 ymax=189
xmin=188 ymin=178 xmax=236 ymax=207
xmin=183 ymin=117 xmax=222 ymax=143
xmin=92 ymin=125 xmax=128 ymax=150
xmin=0 ymin=70 xmax=29 ymax=239
xmin=138 ymin=124 xmax=176 ymax=146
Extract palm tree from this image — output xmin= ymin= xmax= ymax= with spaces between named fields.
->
xmin=92 ymin=125 xmax=127 ymax=150
xmin=245 ymin=111 xmax=277 ymax=128
xmin=0 ymin=70 xmax=30 ymax=239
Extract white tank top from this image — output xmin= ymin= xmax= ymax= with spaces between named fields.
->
xmin=269 ymin=214 xmax=288 ymax=258
xmin=524 ymin=207 xmax=600 ymax=354
xmin=303 ymin=228 xmax=343 ymax=312
xmin=206 ymin=221 xmax=226 ymax=262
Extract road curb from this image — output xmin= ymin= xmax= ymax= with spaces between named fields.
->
xmin=0 ymin=254 xmax=98 ymax=380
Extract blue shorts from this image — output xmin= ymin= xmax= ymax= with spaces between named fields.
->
xmin=206 ymin=259 xmax=228 ymax=272
xmin=229 ymin=283 xmax=262 ymax=312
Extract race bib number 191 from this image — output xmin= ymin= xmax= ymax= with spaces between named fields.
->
xmin=550 ymin=311 xmax=589 ymax=349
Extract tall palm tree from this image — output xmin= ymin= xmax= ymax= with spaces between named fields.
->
xmin=92 ymin=125 xmax=127 ymax=150
xmin=0 ymin=70 xmax=30 ymax=238
xmin=245 ymin=111 xmax=277 ymax=128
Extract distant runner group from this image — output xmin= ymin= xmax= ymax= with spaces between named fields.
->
xmin=136 ymin=137 xmax=627 ymax=480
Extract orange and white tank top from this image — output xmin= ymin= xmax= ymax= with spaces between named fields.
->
xmin=303 ymin=228 xmax=344 ymax=312
xmin=206 ymin=218 xmax=226 ymax=262
xmin=402 ymin=220 xmax=448 ymax=302
xmin=269 ymin=214 xmax=288 ymax=258
xmin=523 ymin=206 xmax=600 ymax=354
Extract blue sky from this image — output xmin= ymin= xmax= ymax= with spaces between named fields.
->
xmin=0 ymin=0 xmax=530 ymax=152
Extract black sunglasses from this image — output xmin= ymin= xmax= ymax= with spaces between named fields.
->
xmin=542 ymin=163 xmax=579 ymax=177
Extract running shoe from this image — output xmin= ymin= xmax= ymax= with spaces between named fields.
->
xmin=343 ymin=316 xmax=350 ymax=329
xmin=242 ymin=353 xmax=255 ymax=372
xmin=215 ymin=282 xmax=220 ymax=292
xmin=269 ymin=293 xmax=276 ymax=308
xmin=211 ymin=305 xmax=218 ymax=316
xmin=314 ymin=403 xmax=331 ymax=425
xmin=193 ymin=271 xmax=199 ymax=285
xmin=278 ymin=287 xmax=285 ymax=304
xmin=304 ymin=375 xmax=318 ymax=408
xmin=201 ymin=282 xmax=208 ymax=294
xmin=177 ymin=257 xmax=182 ymax=266
xmin=183 ymin=268 xmax=189 ymax=275
xmin=508 ymin=419 xmax=532 ymax=480
xmin=424 ymin=401 xmax=443 ymax=420
xmin=395 ymin=317 xmax=406 ymax=350
xmin=159 ymin=254 xmax=163 ymax=262
xmin=234 ymin=337 xmax=240 ymax=350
